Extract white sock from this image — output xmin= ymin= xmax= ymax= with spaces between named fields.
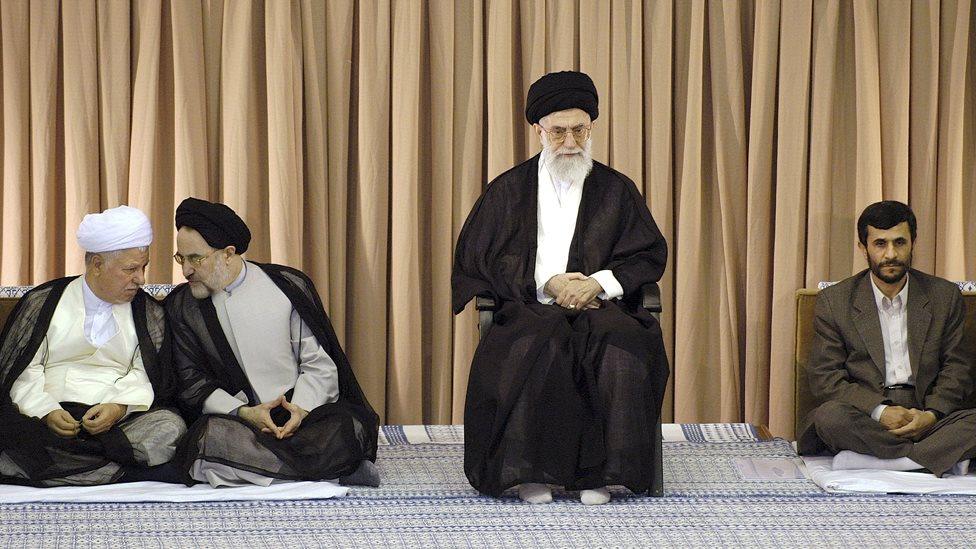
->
xmin=832 ymin=450 xmax=923 ymax=471
xmin=580 ymin=487 xmax=611 ymax=505
xmin=951 ymin=460 xmax=971 ymax=476
xmin=518 ymin=483 xmax=552 ymax=504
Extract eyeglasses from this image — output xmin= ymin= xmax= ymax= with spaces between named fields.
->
xmin=173 ymin=249 xmax=218 ymax=267
xmin=539 ymin=124 xmax=592 ymax=144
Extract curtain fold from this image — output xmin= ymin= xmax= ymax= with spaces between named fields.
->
xmin=0 ymin=0 xmax=973 ymax=437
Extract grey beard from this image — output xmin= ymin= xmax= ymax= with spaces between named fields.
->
xmin=544 ymin=140 xmax=593 ymax=183
xmin=190 ymin=259 xmax=231 ymax=299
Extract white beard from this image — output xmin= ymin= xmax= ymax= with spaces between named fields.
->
xmin=543 ymin=139 xmax=593 ymax=183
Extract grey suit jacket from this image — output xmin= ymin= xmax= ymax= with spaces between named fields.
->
xmin=798 ymin=268 xmax=973 ymax=453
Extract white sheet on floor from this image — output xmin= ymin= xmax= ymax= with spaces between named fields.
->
xmin=0 ymin=480 xmax=347 ymax=504
xmin=803 ymin=456 xmax=976 ymax=494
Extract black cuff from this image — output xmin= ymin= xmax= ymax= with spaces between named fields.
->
xmin=926 ymin=408 xmax=945 ymax=421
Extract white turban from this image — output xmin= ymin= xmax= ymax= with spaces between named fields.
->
xmin=76 ymin=205 xmax=153 ymax=253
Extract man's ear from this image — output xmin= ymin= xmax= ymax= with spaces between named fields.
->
xmin=90 ymin=254 xmax=104 ymax=274
xmin=857 ymin=241 xmax=867 ymax=259
xmin=224 ymin=245 xmax=237 ymax=259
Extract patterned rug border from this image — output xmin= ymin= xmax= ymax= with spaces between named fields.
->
xmin=379 ymin=423 xmax=768 ymax=446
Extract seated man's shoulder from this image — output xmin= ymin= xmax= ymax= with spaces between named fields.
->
xmin=251 ymin=262 xmax=321 ymax=300
xmin=818 ymin=271 xmax=866 ymax=303
xmin=255 ymin=262 xmax=311 ymax=283
xmin=15 ymin=276 xmax=77 ymax=308
xmin=490 ymin=156 xmax=538 ymax=184
xmin=911 ymin=269 xmax=964 ymax=301
xmin=162 ymin=283 xmax=195 ymax=314
xmin=592 ymin=160 xmax=636 ymax=188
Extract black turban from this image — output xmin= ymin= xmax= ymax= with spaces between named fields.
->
xmin=175 ymin=197 xmax=251 ymax=254
xmin=525 ymin=71 xmax=599 ymax=124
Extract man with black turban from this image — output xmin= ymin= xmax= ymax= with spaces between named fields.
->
xmin=166 ymin=197 xmax=379 ymax=487
xmin=453 ymin=71 xmax=669 ymax=504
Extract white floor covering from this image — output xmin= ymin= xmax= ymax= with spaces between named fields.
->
xmin=803 ymin=455 xmax=976 ymax=495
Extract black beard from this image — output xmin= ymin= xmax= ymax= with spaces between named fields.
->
xmin=869 ymin=257 xmax=910 ymax=284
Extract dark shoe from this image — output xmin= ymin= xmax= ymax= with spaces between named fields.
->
xmin=338 ymin=460 xmax=380 ymax=487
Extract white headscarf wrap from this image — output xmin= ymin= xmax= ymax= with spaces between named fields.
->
xmin=76 ymin=205 xmax=153 ymax=253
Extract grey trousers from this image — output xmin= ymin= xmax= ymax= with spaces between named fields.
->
xmin=811 ymin=388 xmax=976 ymax=477
xmin=0 ymin=408 xmax=186 ymax=486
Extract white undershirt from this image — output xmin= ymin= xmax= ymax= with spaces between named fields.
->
xmin=82 ymin=277 xmax=119 ymax=347
xmin=533 ymin=151 xmax=624 ymax=304
xmin=869 ymin=275 xmax=912 ymax=421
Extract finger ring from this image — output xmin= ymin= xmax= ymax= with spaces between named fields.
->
xmin=569 ymin=304 xmax=576 ymax=309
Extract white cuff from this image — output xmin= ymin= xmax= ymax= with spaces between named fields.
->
xmin=29 ymin=402 xmax=64 ymax=420
xmin=203 ymin=389 xmax=248 ymax=415
xmin=871 ymin=404 xmax=888 ymax=422
xmin=536 ymin=284 xmax=554 ymax=304
xmin=588 ymin=270 xmax=624 ymax=300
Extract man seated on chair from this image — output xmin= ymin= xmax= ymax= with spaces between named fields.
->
xmin=452 ymin=71 xmax=670 ymax=505
xmin=0 ymin=206 xmax=186 ymax=486
xmin=166 ymin=198 xmax=379 ymax=487
xmin=799 ymin=200 xmax=976 ymax=476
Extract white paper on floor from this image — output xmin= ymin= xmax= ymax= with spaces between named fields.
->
xmin=0 ymin=480 xmax=348 ymax=504
xmin=734 ymin=457 xmax=806 ymax=480
xmin=803 ymin=456 xmax=976 ymax=494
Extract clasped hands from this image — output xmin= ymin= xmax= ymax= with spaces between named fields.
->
xmin=238 ymin=395 xmax=308 ymax=440
xmin=545 ymin=272 xmax=604 ymax=310
xmin=44 ymin=402 xmax=127 ymax=438
xmin=879 ymin=405 xmax=937 ymax=440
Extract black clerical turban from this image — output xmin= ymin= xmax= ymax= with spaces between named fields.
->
xmin=175 ymin=197 xmax=251 ymax=254
xmin=525 ymin=71 xmax=599 ymax=124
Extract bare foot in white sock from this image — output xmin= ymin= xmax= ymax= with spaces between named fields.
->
xmin=951 ymin=460 xmax=971 ymax=476
xmin=580 ymin=487 xmax=611 ymax=505
xmin=518 ymin=483 xmax=552 ymax=504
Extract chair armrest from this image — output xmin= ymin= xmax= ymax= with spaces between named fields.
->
xmin=476 ymin=295 xmax=498 ymax=341
xmin=641 ymin=282 xmax=662 ymax=313
xmin=475 ymin=295 xmax=499 ymax=311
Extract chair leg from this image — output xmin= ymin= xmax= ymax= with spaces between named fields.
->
xmin=651 ymin=418 xmax=664 ymax=497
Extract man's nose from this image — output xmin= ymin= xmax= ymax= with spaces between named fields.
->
xmin=883 ymin=243 xmax=897 ymax=260
xmin=182 ymin=263 xmax=194 ymax=279
xmin=134 ymin=270 xmax=146 ymax=286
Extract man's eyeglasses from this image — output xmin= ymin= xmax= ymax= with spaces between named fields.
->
xmin=173 ymin=249 xmax=218 ymax=267
xmin=539 ymin=124 xmax=592 ymax=144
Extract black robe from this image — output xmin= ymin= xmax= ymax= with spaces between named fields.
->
xmin=0 ymin=277 xmax=174 ymax=486
xmin=166 ymin=262 xmax=379 ymax=483
xmin=453 ymin=154 xmax=670 ymax=496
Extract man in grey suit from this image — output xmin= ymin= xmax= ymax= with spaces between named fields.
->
xmin=799 ymin=201 xmax=976 ymax=476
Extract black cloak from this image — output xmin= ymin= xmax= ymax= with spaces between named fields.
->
xmin=453 ymin=154 xmax=670 ymax=496
xmin=166 ymin=262 xmax=379 ymax=483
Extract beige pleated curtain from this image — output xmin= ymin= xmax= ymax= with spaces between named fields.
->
xmin=0 ymin=0 xmax=973 ymax=438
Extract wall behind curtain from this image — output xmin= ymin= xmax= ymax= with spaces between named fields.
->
xmin=0 ymin=0 xmax=973 ymax=437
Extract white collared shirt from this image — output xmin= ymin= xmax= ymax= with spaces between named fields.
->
xmin=869 ymin=275 xmax=912 ymax=421
xmin=534 ymin=151 xmax=624 ymax=303
xmin=82 ymin=277 xmax=119 ymax=347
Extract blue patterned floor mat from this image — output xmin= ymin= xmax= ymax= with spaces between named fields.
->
xmin=4 ymin=425 xmax=976 ymax=548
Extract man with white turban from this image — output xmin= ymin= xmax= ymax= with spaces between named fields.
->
xmin=0 ymin=205 xmax=186 ymax=486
